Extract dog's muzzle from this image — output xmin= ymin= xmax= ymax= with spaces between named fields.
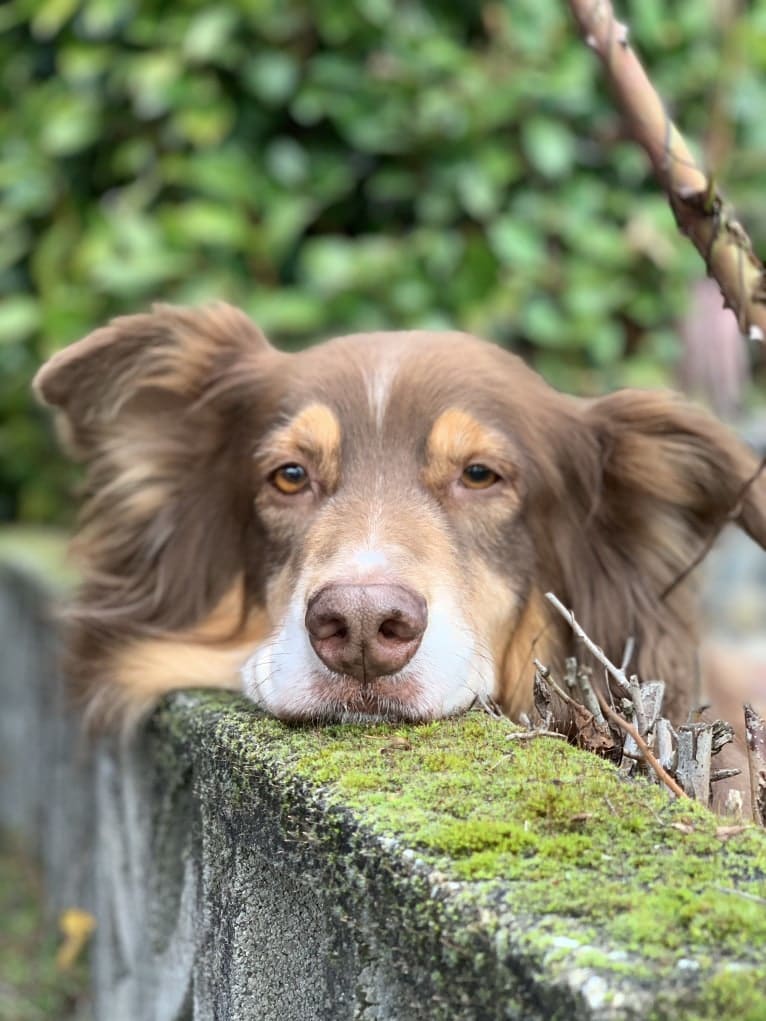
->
xmin=305 ymin=582 xmax=427 ymax=682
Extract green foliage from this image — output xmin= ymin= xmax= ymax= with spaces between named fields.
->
xmin=1 ymin=0 xmax=765 ymax=521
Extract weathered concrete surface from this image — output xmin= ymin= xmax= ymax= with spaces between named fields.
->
xmin=0 ymin=560 xmax=94 ymax=916
xmin=2 ymin=546 xmax=766 ymax=1021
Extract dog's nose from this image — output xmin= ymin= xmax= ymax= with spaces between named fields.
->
xmin=305 ymin=583 xmax=427 ymax=681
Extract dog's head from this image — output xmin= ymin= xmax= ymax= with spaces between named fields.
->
xmin=35 ymin=304 xmax=766 ymax=725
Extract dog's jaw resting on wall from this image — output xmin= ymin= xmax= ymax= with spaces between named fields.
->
xmin=33 ymin=303 xmax=766 ymax=730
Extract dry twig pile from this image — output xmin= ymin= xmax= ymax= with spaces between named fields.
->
xmin=512 ymin=591 xmax=766 ymax=826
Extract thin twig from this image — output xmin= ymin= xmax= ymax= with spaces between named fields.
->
xmin=567 ymin=0 xmax=766 ymax=339
xmin=710 ymin=768 xmax=742 ymax=783
xmin=654 ymin=718 xmax=675 ymax=772
xmin=507 ymin=730 xmax=568 ymax=742
xmin=745 ymin=702 xmax=766 ymax=826
xmin=577 ymin=666 xmax=609 ymax=728
xmin=595 ymin=690 xmax=688 ymax=799
xmin=545 ymin=592 xmax=631 ymax=693
xmin=534 ymin=658 xmax=577 ymax=706
xmin=713 ymin=886 xmax=766 ymax=907
xmin=676 ymin=723 xmax=714 ymax=804
xmin=619 ymin=636 xmax=635 ymax=674
xmin=475 ymin=694 xmax=505 ymax=719
xmin=628 ymin=674 xmax=647 ymax=736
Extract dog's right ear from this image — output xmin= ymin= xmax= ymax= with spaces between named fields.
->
xmin=33 ymin=302 xmax=271 ymax=459
xmin=33 ymin=304 xmax=278 ymax=704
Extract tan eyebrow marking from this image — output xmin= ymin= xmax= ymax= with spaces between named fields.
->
xmin=260 ymin=403 xmax=341 ymax=489
xmin=424 ymin=409 xmax=509 ymax=487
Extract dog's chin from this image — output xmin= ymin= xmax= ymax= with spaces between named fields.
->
xmin=269 ymin=670 xmax=451 ymax=724
xmin=276 ymin=705 xmax=433 ymax=725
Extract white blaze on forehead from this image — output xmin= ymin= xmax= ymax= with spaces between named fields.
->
xmin=299 ymin=540 xmax=395 ymax=594
xmin=365 ymin=351 xmax=400 ymax=430
xmin=347 ymin=546 xmax=390 ymax=574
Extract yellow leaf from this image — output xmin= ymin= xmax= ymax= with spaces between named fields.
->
xmin=56 ymin=907 xmax=96 ymax=971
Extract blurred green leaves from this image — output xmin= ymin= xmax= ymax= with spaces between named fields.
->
xmin=1 ymin=0 xmax=764 ymax=521
xmin=522 ymin=118 xmax=576 ymax=180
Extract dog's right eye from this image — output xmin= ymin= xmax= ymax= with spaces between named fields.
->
xmin=460 ymin=464 xmax=500 ymax=490
xmin=271 ymin=464 xmax=310 ymax=495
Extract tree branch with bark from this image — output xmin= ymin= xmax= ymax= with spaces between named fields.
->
xmin=567 ymin=0 xmax=766 ymax=341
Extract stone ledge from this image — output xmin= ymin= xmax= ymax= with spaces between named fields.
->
xmin=96 ymin=693 xmax=766 ymax=1021
xmin=1 ymin=557 xmax=766 ymax=1020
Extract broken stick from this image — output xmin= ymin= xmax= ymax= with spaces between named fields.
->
xmin=745 ymin=703 xmax=766 ymax=826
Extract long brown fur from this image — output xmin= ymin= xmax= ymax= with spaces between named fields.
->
xmin=34 ymin=305 xmax=280 ymax=723
xmin=34 ymin=303 xmax=766 ymax=729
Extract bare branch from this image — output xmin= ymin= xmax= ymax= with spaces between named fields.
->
xmin=506 ymin=730 xmax=568 ymax=742
xmin=545 ymin=592 xmax=631 ymax=694
xmin=710 ymin=768 xmax=742 ymax=784
xmin=676 ymin=723 xmax=714 ymax=805
xmin=745 ymin=703 xmax=766 ymax=826
xmin=622 ymin=680 xmax=665 ymax=758
xmin=567 ymin=0 xmax=766 ymax=338
xmin=619 ymin=636 xmax=635 ymax=673
xmin=654 ymin=718 xmax=675 ymax=772
xmin=533 ymin=659 xmax=617 ymax=755
xmin=595 ymin=690 xmax=688 ymax=800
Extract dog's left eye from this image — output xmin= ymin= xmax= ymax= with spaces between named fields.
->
xmin=272 ymin=464 xmax=310 ymax=495
xmin=461 ymin=464 xmax=500 ymax=489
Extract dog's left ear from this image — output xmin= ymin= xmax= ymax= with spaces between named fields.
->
xmin=535 ymin=388 xmax=765 ymax=706
xmin=585 ymin=389 xmax=766 ymax=553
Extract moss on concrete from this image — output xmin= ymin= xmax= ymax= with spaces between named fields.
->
xmin=154 ymin=691 xmax=766 ymax=1019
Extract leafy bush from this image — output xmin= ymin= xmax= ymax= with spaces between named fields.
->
xmin=2 ymin=0 xmax=765 ymax=522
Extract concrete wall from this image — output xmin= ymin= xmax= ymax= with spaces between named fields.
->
xmin=0 ymin=563 xmax=93 ymax=915
xmin=2 ymin=558 xmax=766 ymax=1021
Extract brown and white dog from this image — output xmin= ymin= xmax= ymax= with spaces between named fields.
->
xmin=34 ymin=303 xmax=766 ymax=731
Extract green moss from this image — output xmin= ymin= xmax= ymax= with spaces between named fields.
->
xmin=424 ymin=817 xmax=537 ymax=855
xmin=157 ymin=692 xmax=766 ymax=1006
xmin=692 ymin=969 xmax=766 ymax=1021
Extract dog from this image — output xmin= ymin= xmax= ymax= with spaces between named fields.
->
xmin=33 ymin=303 xmax=766 ymax=731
